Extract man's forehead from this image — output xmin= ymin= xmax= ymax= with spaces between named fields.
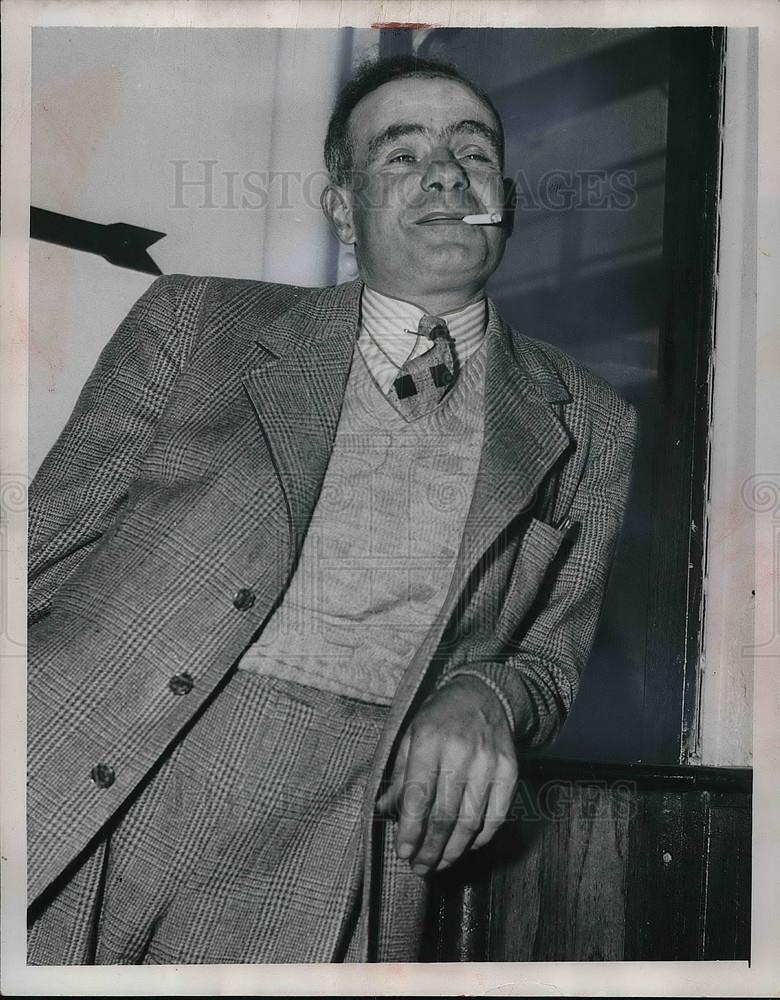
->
xmin=350 ymin=75 xmax=498 ymax=145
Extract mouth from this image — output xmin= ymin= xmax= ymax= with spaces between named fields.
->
xmin=414 ymin=211 xmax=473 ymax=225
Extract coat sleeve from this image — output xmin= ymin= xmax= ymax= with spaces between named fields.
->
xmin=28 ymin=274 xmax=207 ymax=623
xmin=437 ymin=398 xmax=639 ymax=748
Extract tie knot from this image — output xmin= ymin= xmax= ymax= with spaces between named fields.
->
xmin=417 ymin=314 xmax=450 ymax=342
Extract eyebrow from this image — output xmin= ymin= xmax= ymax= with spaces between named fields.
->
xmin=366 ymin=119 xmax=502 ymax=163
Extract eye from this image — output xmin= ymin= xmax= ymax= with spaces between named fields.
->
xmin=458 ymin=150 xmax=495 ymax=165
xmin=387 ymin=151 xmax=418 ymax=164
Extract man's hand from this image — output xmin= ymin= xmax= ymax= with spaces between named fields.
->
xmin=375 ymin=675 xmax=518 ymax=875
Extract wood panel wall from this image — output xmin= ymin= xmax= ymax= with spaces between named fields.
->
xmin=422 ymin=761 xmax=751 ymax=962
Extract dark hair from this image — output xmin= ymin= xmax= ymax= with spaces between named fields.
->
xmin=323 ymin=54 xmax=505 ymax=185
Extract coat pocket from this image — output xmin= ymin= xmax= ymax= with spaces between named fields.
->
xmin=496 ymin=516 xmax=571 ymax=637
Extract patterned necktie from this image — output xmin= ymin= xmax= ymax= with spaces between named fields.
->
xmin=392 ymin=314 xmax=458 ymax=420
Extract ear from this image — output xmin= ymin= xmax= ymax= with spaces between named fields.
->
xmin=502 ymin=176 xmax=516 ymax=240
xmin=320 ymin=184 xmax=356 ymax=245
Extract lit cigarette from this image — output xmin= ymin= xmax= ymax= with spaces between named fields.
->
xmin=462 ymin=212 xmax=503 ymax=225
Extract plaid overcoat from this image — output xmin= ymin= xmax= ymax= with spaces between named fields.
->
xmin=28 ymin=274 xmax=638 ymax=961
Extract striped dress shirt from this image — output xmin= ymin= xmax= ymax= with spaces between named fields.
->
xmin=358 ymin=285 xmax=487 ymax=393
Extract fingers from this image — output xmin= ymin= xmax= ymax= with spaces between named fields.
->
xmin=470 ymin=753 xmax=517 ymax=851
xmin=420 ymin=750 xmax=517 ymax=872
xmin=403 ymin=748 xmax=467 ymax=874
xmin=400 ymin=735 xmax=509 ymax=874
xmin=394 ymin=728 xmax=440 ymax=862
xmin=433 ymin=770 xmax=491 ymax=871
xmin=379 ymin=678 xmax=520 ymax=875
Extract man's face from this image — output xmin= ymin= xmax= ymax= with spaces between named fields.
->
xmin=326 ymin=75 xmax=510 ymax=305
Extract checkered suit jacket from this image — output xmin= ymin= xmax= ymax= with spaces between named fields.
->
xmin=28 ymin=274 xmax=638 ymax=960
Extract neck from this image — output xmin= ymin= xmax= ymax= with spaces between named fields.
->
xmin=362 ymin=281 xmax=486 ymax=317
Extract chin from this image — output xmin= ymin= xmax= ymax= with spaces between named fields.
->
xmin=418 ymin=242 xmax=487 ymax=267
xmin=422 ymin=252 xmax=491 ymax=283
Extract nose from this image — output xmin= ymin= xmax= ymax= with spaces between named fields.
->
xmin=420 ymin=147 xmax=470 ymax=193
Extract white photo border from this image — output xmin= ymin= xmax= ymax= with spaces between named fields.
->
xmin=2 ymin=1 xmax=778 ymax=995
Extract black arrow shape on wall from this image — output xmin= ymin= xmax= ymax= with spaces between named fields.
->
xmin=30 ymin=207 xmax=165 ymax=275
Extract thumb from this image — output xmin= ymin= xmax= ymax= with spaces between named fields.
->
xmin=376 ymin=783 xmax=401 ymax=816
xmin=376 ymin=730 xmax=410 ymax=816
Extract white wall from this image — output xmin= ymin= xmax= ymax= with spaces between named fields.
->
xmin=697 ymin=29 xmax=758 ymax=767
xmin=30 ymin=27 xmax=374 ymax=474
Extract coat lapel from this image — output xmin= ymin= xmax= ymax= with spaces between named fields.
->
xmin=454 ymin=300 xmax=572 ymax=585
xmin=241 ymin=279 xmax=362 ymax=550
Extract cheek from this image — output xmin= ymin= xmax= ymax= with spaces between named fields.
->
xmin=353 ymin=184 xmax=399 ymax=237
xmin=352 ymin=213 xmax=396 ymax=259
xmin=356 ymin=173 xmax=408 ymax=212
xmin=353 ymin=191 xmax=416 ymax=250
xmin=471 ymin=170 xmax=505 ymax=204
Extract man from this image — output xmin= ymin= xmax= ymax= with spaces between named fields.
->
xmin=27 ymin=54 xmax=638 ymax=964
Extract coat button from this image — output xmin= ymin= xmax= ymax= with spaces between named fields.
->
xmin=168 ymin=672 xmax=194 ymax=696
xmin=232 ymin=588 xmax=256 ymax=611
xmin=90 ymin=763 xmax=115 ymax=789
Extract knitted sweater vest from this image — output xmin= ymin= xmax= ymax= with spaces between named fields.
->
xmin=236 ymin=343 xmax=487 ymax=704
